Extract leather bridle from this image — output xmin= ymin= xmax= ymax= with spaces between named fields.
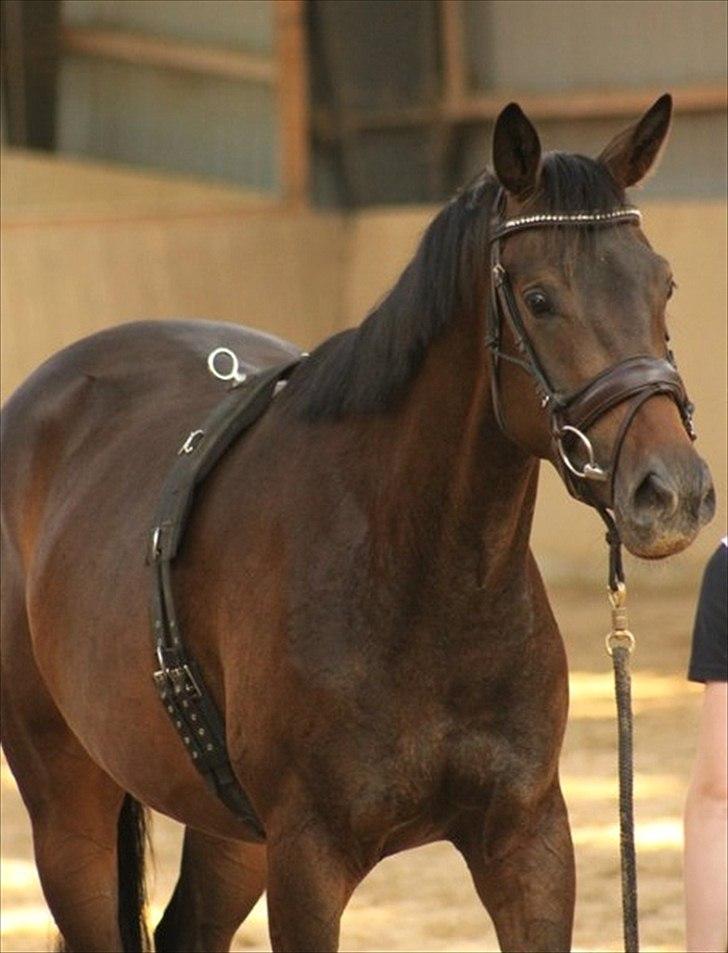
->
xmin=486 ymin=192 xmax=696 ymax=567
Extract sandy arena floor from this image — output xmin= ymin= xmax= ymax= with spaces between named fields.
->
xmin=1 ymin=585 xmax=704 ymax=953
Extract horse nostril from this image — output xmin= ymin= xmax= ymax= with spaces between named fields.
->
xmin=632 ymin=470 xmax=679 ymax=521
xmin=699 ymin=474 xmax=716 ymax=525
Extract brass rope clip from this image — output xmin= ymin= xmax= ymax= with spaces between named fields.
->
xmin=606 ymin=581 xmax=636 ymax=656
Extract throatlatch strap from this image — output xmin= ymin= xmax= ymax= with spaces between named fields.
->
xmin=148 ymin=357 xmax=301 ymax=837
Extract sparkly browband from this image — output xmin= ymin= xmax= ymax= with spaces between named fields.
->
xmin=491 ymin=207 xmax=642 ymax=242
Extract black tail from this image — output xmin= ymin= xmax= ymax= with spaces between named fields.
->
xmin=117 ymin=794 xmax=151 ymax=952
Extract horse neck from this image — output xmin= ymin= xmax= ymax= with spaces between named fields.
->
xmin=357 ymin=311 xmax=539 ymax=586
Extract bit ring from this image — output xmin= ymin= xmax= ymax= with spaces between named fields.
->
xmin=557 ymin=425 xmax=608 ymax=481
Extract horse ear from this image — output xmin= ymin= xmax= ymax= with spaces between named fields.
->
xmin=598 ymin=93 xmax=673 ymax=189
xmin=492 ymin=102 xmax=542 ymax=200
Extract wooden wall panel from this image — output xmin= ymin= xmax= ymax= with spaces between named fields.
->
xmin=1 ymin=153 xmax=343 ymax=399
xmin=1 ymin=210 xmax=345 ymax=399
xmin=57 ymin=1 xmax=281 ymax=195
xmin=466 ymin=0 xmax=727 ymax=92
xmin=63 ymin=0 xmax=274 ymax=53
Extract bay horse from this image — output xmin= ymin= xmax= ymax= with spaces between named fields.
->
xmin=1 ymin=95 xmax=715 ymax=953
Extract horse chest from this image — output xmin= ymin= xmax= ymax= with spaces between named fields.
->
xmin=282 ymin=588 xmax=566 ymax=841
xmin=323 ymin=709 xmax=555 ymax=847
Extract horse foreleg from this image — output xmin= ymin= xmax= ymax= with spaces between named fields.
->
xmin=456 ymin=784 xmax=575 ymax=953
xmin=154 ymin=827 xmax=266 ymax=952
xmin=265 ymin=816 xmax=360 ymax=953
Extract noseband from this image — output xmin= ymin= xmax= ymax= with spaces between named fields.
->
xmin=486 ymin=195 xmax=696 ymax=522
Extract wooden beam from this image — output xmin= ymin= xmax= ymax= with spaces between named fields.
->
xmin=0 ymin=0 xmax=28 ymax=144
xmin=60 ymin=25 xmax=277 ymax=85
xmin=312 ymin=82 xmax=727 ymax=142
xmin=275 ymin=0 xmax=309 ymax=209
xmin=448 ymin=83 xmax=728 ymax=124
xmin=1 ymin=0 xmax=62 ymax=149
xmin=440 ymin=0 xmax=465 ymax=105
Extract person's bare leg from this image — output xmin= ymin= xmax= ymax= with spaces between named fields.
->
xmin=684 ymin=681 xmax=728 ymax=953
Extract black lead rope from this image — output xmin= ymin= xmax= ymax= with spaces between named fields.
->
xmin=599 ymin=509 xmax=639 ymax=953
xmin=612 ymin=638 xmax=639 ymax=953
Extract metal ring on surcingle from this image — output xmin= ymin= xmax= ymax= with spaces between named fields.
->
xmin=207 ymin=347 xmax=247 ymax=385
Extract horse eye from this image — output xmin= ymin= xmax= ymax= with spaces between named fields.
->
xmin=524 ymin=289 xmax=553 ymax=316
xmin=667 ymin=278 xmax=677 ymax=300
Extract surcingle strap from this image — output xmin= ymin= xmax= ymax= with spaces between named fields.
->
xmin=148 ymin=358 xmax=301 ymax=837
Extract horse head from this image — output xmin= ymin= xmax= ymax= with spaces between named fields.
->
xmin=487 ymin=94 xmax=715 ymax=559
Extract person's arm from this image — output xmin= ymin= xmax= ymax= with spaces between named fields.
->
xmin=684 ymin=680 xmax=728 ymax=953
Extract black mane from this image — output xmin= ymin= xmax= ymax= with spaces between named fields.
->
xmin=534 ymin=152 xmax=625 ymax=214
xmin=288 ymin=153 xmax=625 ymax=421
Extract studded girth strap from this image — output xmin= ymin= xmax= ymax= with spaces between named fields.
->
xmin=148 ymin=358 xmax=301 ymax=837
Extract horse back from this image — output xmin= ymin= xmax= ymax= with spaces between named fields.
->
xmin=0 ymin=319 xmax=301 ymax=565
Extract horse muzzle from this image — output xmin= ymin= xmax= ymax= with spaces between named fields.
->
xmin=614 ymin=451 xmax=715 ymax=558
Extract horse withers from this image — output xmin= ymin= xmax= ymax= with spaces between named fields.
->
xmin=0 ymin=95 xmax=714 ymax=952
